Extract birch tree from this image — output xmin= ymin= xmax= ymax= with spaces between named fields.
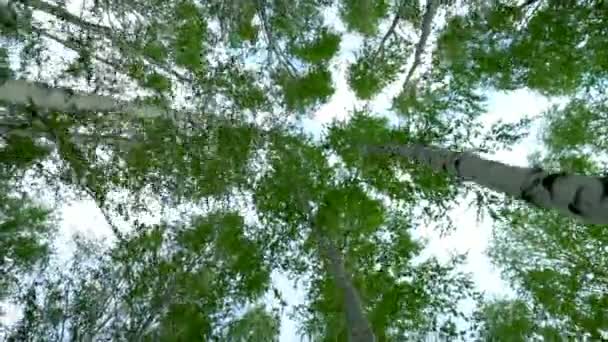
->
xmin=423 ymin=1 xmax=608 ymax=339
xmin=3 ymin=211 xmax=278 ymax=341
xmin=361 ymin=0 xmax=608 ymax=225
xmin=474 ymin=34 xmax=608 ymax=338
xmin=253 ymin=131 xmax=476 ymax=340
xmin=8 ymin=0 xmax=605 ymax=340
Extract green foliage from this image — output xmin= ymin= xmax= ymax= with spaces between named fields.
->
xmin=4 ymin=210 xmax=271 ymax=340
xmin=348 ymin=43 xmax=405 ymax=100
xmin=298 ymin=244 xmax=476 ymax=340
xmin=144 ymin=72 xmax=172 ymax=92
xmin=215 ymin=67 xmax=269 ymax=111
xmin=238 ymin=24 xmax=258 ymax=44
xmin=0 ymin=47 xmax=12 ymax=81
xmin=254 ymin=132 xmax=331 ymax=225
xmin=290 ymin=28 xmax=341 ymax=64
xmin=543 ymin=98 xmax=608 ymax=153
xmin=435 ymin=2 xmax=608 ymax=95
xmin=392 ymin=80 xmax=486 ymax=147
xmin=473 ymin=299 xmax=536 ymax=341
xmin=339 ymin=0 xmax=389 ymax=36
xmin=489 ymin=204 xmax=608 ymax=339
xmin=266 ymin=0 xmax=325 ymax=39
xmin=279 ymin=66 xmax=335 ymax=111
xmin=0 ymin=135 xmax=50 ymax=176
xmin=315 ymin=183 xmax=385 ymax=239
xmin=0 ymin=3 xmax=19 ymax=35
xmin=0 ymin=189 xmax=54 ymax=298
xmin=171 ymin=1 xmax=206 ymax=71
xmin=142 ymin=40 xmax=169 ymax=63
xmin=121 ymin=118 xmax=255 ymax=199
xmin=12 ymin=0 xmax=608 ymax=340
xmin=224 ymin=306 xmax=280 ymax=341
xmin=326 ymin=111 xmax=458 ymax=209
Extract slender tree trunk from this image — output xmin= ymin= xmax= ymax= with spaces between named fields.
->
xmin=367 ymin=144 xmax=608 ymax=224
xmin=0 ymin=79 xmax=168 ymax=118
xmin=300 ymin=191 xmax=375 ymax=341
xmin=319 ymin=238 xmax=375 ymax=342
xmin=403 ymin=0 xmax=439 ymax=88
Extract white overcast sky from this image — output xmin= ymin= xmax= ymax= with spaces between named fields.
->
xmin=1 ymin=1 xmax=562 ymax=341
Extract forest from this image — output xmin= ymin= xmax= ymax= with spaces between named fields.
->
xmin=0 ymin=0 xmax=607 ymax=340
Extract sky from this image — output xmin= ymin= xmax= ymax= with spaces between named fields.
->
xmin=1 ymin=1 xmax=563 ymax=341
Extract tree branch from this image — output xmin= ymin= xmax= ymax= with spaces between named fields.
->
xmin=402 ymin=0 xmax=439 ymax=89
xmin=372 ymin=9 xmax=401 ymax=60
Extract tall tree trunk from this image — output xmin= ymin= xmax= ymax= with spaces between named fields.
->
xmin=319 ymin=238 xmax=376 ymax=342
xmin=367 ymin=144 xmax=608 ymax=224
xmin=0 ymin=79 xmax=168 ymax=118
xmin=301 ymin=191 xmax=375 ymax=341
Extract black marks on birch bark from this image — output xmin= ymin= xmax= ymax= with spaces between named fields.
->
xmin=541 ymin=172 xmax=567 ymax=199
xmin=568 ymin=186 xmax=585 ymax=216
xmin=454 ymin=157 xmax=461 ymax=177
xmin=600 ymin=177 xmax=608 ymax=200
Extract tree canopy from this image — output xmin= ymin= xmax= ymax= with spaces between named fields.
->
xmin=1 ymin=0 xmax=607 ymax=340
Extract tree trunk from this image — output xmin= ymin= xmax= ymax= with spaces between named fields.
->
xmin=0 ymin=79 xmax=168 ymax=118
xmin=403 ymin=0 xmax=439 ymax=88
xmin=367 ymin=144 xmax=608 ymax=225
xmin=320 ymin=238 xmax=376 ymax=342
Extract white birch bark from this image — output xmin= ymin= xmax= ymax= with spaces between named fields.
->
xmin=0 ymin=79 xmax=168 ymax=118
xmin=367 ymin=144 xmax=608 ymax=225
xmin=320 ymin=238 xmax=376 ymax=342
